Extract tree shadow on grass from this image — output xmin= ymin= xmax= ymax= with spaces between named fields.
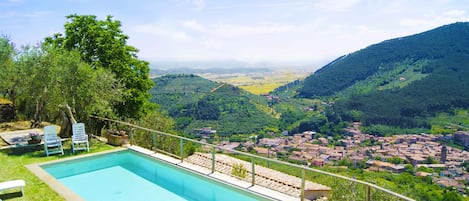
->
xmin=0 ymin=191 xmax=23 ymax=200
xmin=0 ymin=145 xmax=77 ymax=158
xmin=0 ymin=145 xmax=44 ymax=156
xmin=1 ymin=139 xmax=74 ymax=156
xmin=1 ymin=138 xmax=113 ymax=159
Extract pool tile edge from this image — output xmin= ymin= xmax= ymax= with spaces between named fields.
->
xmin=25 ymin=148 xmax=127 ymax=201
xmin=26 ymin=164 xmax=84 ymax=201
xmin=27 ymin=146 xmax=298 ymax=201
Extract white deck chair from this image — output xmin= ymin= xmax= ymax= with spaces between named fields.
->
xmin=72 ymin=123 xmax=89 ymax=153
xmin=0 ymin=180 xmax=25 ymax=196
xmin=43 ymin=125 xmax=64 ymax=156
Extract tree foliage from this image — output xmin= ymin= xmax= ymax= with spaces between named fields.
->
xmin=1 ymin=38 xmax=123 ymax=125
xmin=0 ymin=36 xmax=17 ymax=100
xmin=45 ymin=14 xmax=153 ymax=119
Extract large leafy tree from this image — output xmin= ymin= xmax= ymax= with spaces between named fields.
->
xmin=12 ymin=45 xmax=123 ymax=132
xmin=45 ymin=14 xmax=153 ymax=119
xmin=0 ymin=36 xmax=18 ymax=101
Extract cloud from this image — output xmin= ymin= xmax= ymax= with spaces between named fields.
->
xmin=182 ymin=20 xmax=206 ymax=32
xmin=211 ymin=23 xmax=296 ymax=37
xmin=128 ymin=1 xmax=469 ymax=63
xmin=0 ymin=10 xmax=51 ymax=19
xmin=208 ymin=2 xmax=316 ymax=10
xmin=400 ymin=9 xmax=469 ymax=28
xmin=134 ymin=24 xmax=191 ymax=41
xmin=443 ymin=9 xmax=467 ymax=17
xmin=182 ymin=20 xmax=297 ymax=38
xmin=0 ymin=0 xmax=23 ymax=6
xmin=314 ymin=0 xmax=360 ymax=11
xmin=201 ymin=38 xmax=223 ymax=49
xmin=24 ymin=10 xmax=51 ymax=18
xmin=191 ymin=0 xmax=205 ymax=10
xmin=179 ymin=0 xmax=205 ymax=10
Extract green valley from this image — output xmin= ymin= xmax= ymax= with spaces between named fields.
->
xmin=150 ymin=74 xmax=278 ymax=136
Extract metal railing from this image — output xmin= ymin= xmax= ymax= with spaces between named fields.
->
xmin=92 ymin=116 xmax=415 ymax=201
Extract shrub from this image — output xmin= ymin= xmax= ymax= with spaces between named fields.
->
xmin=231 ymin=163 xmax=247 ymax=178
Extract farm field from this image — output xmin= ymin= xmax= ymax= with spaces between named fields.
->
xmin=200 ymin=69 xmax=308 ymax=94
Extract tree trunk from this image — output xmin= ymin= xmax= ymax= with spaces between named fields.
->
xmin=59 ymin=104 xmax=77 ymax=138
xmin=31 ymin=86 xmax=48 ymax=128
xmin=31 ymin=99 xmax=43 ymax=128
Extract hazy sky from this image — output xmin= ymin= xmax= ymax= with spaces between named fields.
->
xmin=1 ymin=0 xmax=469 ymax=65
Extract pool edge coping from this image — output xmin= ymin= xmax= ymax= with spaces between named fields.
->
xmin=27 ymin=146 xmax=298 ymax=201
xmin=127 ymin=146 xmax=297 ymax=201
xmin=26 ymin=148 xmax=127 ymax=201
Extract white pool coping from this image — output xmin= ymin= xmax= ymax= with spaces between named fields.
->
xmin=27 ymin=146 xmax=298 ymax=201
xmin=26 ymin=148 xmax=127 ymax=201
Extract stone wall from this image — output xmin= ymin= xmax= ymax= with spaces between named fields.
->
xmin=0 ymin=103 xmax=15 ymax=123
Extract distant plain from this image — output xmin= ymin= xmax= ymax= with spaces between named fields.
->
xmin=203 ymin=70 xmax=307 ymax=94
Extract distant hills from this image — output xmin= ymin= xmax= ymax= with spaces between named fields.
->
xmin=150 ymin=74 xmax=277 ymax=136
xmin=150 ymin=67 xmax=271 ymax=77
xmin=150 ymin=22 xmax=469 ymax=135
xmin=281 ymin=22 xmax=469 ymax=129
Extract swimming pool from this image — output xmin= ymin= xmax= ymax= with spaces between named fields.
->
xmin=40 ymin=150 xmax=271 ymax=201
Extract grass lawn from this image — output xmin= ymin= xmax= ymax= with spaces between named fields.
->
xmin=0 ymin=138 xmax=116 ymax=201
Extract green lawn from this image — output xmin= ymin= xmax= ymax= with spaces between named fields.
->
xmin=0 ymin=138 xmax=115 ymax=201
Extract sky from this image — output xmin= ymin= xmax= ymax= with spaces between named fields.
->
xmin=1 ymin=0 xmax=469 ymax=67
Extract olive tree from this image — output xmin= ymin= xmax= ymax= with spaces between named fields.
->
xmin=0 ymin=36 xmax=18 ymax=101
xmin=14 ymin=45 xmax=123 ymax=135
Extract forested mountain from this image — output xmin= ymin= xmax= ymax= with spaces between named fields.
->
xmin=150 ymin=74 xmax=277 ymax=136
xmin=282 ymin=22 xmax=469 ymax=130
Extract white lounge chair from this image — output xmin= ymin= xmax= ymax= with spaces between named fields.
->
xmin=72 ymin=123 xmax=89 ymax=153
xmin=0 ymin=179 xmax=25 ymax=196
xmin=43 ymin=125 xmax=64 ymax=156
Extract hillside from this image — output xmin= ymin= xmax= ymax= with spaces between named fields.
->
xmin=150 ymin=74 xmax=277 ymax=136
xmin=298 ymin=22 xmax=469 ymax=97
xmin=150 ymin=74 xmax=219 ymax=109
xmin=283 ymin=22 xmax=469 ymax=130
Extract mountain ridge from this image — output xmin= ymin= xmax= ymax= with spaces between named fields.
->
xmin=279 ymin=22 xmax=469 ymax=129
xmin=297 ymin=22 xmax=469 ymax=98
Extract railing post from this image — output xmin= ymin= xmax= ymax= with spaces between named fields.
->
xmin=180 ymin=138 xmax=184 ymax=162
xmin=366 ymin=185 xmax=371 ymax=201
xmin=152 ymin=132 xmax=156 ymax=151
xmin=301 ymin=168 xmax=305 ymax=201
xmin=251 ymin=157 xmax=255 ymax=186
xmin=267 ymin=146 xmax=270 ymax=168
xmin=211 ymin=147 xmax=215 ymax=173
xmin=128 ymin=128 xmax=133 ymax=145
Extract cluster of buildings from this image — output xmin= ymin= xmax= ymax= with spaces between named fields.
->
xmin=215 ymin=123 xmax=469 ymax=194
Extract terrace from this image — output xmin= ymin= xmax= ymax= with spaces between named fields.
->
xmin=0 ymin=118 xmax=416 ymax=201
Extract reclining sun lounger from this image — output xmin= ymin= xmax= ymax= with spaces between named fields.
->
xmin=0 ymin=179 xmax=25 ymax=196
xmin=72 ymin=123 xmax=89 ymax=153
xmin=43 ymin=125 xmax=64 ymax=156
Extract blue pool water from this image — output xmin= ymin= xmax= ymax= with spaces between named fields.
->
xmin=42 ymin=150 xmax=270 ymax=201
